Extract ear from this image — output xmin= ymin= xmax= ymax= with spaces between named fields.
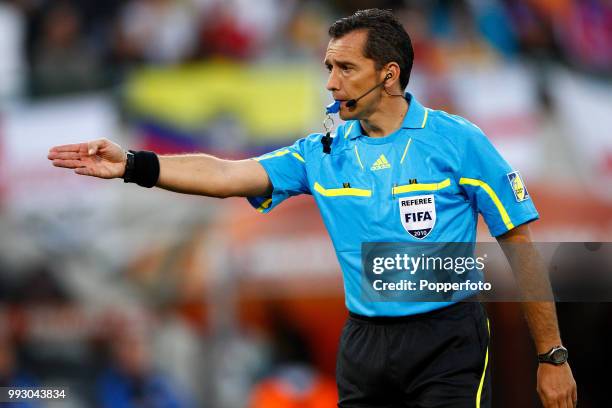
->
xmin=382 ymin=62 xmax=401 ymax=90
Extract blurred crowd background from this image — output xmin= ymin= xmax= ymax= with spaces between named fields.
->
xmin=0 ymin=0 xmax=611 ymax=407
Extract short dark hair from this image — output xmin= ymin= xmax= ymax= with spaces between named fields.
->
xmin=328 ymin=9 xmax=414 ymax=90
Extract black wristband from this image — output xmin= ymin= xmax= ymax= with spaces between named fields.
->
xmin=122 ymin=150 xmax=160 ymax=188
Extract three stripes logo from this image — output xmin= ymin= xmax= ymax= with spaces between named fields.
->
xmin=370 ymin=154 xmax=391 ymax=171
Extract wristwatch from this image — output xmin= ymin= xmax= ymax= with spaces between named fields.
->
xmin=123 ymin=150 xmax=135 ymax=182
xmin=538 ymin=345 xmax=568 ymax=365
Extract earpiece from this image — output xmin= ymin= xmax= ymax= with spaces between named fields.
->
xmin=385 ymin=73 xmax=392 ymax=80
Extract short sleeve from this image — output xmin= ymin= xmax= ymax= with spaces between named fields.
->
xmin=247 ymin=138 xmax=310 ymax=213
xmin=459 ymin=127 xmax=539 ymax=237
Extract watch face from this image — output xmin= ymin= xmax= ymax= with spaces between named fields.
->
xmin=551 ymin=348 xmax=568 ymax=364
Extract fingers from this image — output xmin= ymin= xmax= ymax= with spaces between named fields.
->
xmin=48 ymin=142 xmax=86 ymax=153
xmin=562 ymin=396 xmax=572 ymax=408
xmin=49 ymin=139 xmax=106 ymax=156
xmin=54 ymin=162 xmax=102 ymax=177
xmin=52 ymin=159 xmax=84 ymax=169
xmin=47 ymin=151 xmax=82 ymax=160
xmin=570 ymin=385 xmax=577 ymax=407
xmin=52 ymin=160 xmax=100 ymax=177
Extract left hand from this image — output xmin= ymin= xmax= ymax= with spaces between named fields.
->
xmin=537 ymin=362 xmax=577 ymax=407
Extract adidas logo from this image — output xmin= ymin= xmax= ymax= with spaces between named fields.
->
xmin=370 ymin=154 xmax=391 ymax=171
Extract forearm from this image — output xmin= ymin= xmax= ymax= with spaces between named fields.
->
xmin=516 ymin=249 xmax=561 ymax=353
xmin=156 ymin=154 xmax=270 ymax=198
xmin=521 ymin=301 xmax=562 ymax=354
xmin=498 ymin=226 xmax=562 ymax=353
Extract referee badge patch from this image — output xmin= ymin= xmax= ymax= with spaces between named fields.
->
xmin=507 ymin=171 xmax=529 ymax=202
xmin=399 ymin=194 xmax=436 ymax=239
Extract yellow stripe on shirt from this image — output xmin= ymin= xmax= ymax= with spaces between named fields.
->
xmin=459 ymin=178 xmax=514 ymax=230
xmin=392 ymin=178 xmax=451 ymax=195
xmin=314 ymin=182 xmax=371 ymax=197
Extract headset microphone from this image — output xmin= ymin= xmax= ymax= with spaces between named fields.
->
xmin=345 ymin=99 xmax=357 ymax=108
xmin=345 ymin=73 xmax=392 ymax=109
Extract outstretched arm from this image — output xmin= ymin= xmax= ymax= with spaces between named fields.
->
xmin=497 ymin=225 xmax=577 ymax=408
xmin=48 ymin=138 xmax=272 ymax=198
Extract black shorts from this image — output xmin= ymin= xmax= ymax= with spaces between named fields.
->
xmin=336 ymin=302 xmax=491 ymax=408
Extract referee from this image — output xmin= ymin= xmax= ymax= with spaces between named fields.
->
xmin=49 ymin=9 xmax=577 ymax=408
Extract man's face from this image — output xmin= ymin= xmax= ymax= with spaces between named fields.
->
xmin=324 ymin=30 xmax=383 ymax=120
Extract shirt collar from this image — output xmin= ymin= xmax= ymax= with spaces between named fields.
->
xmin=401 ymin=93 xmax=429 ymax=129
xmin=344 ymin=92 xmax=429 ymax=140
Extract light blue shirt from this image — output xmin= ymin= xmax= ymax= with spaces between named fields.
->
xmin=248 ymin=93 xmax=539 ymax=316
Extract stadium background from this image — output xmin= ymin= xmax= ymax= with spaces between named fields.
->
xmin=0 ymin=0 xmax=611 ymax=406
